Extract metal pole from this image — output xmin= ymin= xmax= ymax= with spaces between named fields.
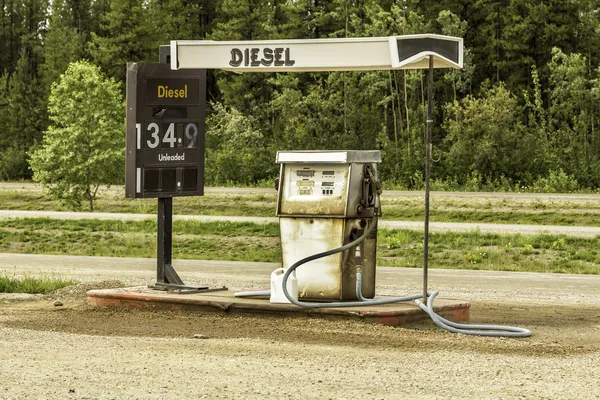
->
xmin=423 ymin=55 xmax=434 ymax=304
xmin=157 ymin=197 xmax=173 ymax=283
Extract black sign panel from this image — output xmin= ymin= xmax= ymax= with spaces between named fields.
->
xmin=125 ymin=63 xmax=206 ymax=199
xmin=396 ymin=37 xmax=460 ymax=64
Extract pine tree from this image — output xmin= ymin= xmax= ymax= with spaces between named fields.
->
xmin=1 ymin=50 xmax=46 ymax=179
xmin=39 ymin=0 xmax=82 ymax=92
xmin=90 ymin=0 xmax=159 ymax=81
xmin=0 ymin=0 xmax=47 ymax=179
xmin=150 ymin=0 xmax=217 ymax=41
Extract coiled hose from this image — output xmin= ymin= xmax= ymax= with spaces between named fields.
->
xmin=415 ymin=292 xmax=531 ymax=337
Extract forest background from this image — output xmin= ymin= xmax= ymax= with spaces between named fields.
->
xmin=1 ymin=0 xmax=600 ymax=192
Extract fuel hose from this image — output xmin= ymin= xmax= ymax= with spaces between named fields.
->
xmin=279 ymin=215 xmax=531 ymax=337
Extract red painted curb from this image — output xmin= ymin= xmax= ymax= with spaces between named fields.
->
xmin=88 ymin=287 xmax=471 ymax=328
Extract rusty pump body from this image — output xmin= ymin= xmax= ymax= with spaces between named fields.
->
xmin=275 ymin=150 xmax=381 ymax=301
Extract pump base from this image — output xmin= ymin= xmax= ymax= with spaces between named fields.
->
xmin=88 ymin=287 xmax=470 ymax=327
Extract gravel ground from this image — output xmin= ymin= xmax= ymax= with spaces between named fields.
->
xmin=1 ymin=255 xmax=599 ymax=399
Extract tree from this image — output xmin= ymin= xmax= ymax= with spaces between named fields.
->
xmin=437 ymin=10 xmax=474 ymax=101
xmin=149 ymin=0 xmax=217 ymax=42
xmin=29 ymin=61 xmax=124 ymax=211
xmin=443 ymin=84 xmax=545 ymax=185
xmin=0 ymin=0 xmax=48 ymax=179
xmin=89 ymin=0 xmax=158 ymax=81
xmin=205 ymin=102 xmax=274 ymax=184
xmin=0 ymin=50 xmax=47 ymax=179
xmin=39 ymin=0 xmax=82 ymax=92
xmin=547 ymin=47 xmax=600 ymax=186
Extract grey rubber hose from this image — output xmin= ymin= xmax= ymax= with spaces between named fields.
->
xmin=234 ymin=290 xmax=271 ymax=298
xmin=415 ymin=291 xmax=532 ymax=337
xmin=281 ymin=215 xmax=531 ymax=336
xmin=356 ymin=271 xmax=425 ymax=303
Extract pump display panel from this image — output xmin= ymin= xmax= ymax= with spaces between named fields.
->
xmin=125 ymin=63 xmax=206 ymax=199
xmin=286 ymin=165 xmax=347 ymax=199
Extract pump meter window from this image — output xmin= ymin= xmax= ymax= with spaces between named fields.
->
xmin=286 ymin=165 xmax=347 ymax=200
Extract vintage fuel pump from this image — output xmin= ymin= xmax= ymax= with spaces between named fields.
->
xmin=275 ymin=150 xmax=381 ymax=301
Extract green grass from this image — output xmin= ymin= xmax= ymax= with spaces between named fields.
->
xmin=0 ymin=190 xmax=278 ymax=216
xmin=0 ymin=218 xmax=281 ymax=262
xmin=3 ymin=188 xmax=600 ymax=226
xmin=1 ymin=217 xmax=599 ymax=274
xmin=0 ymin=218 xmax=280 ymax=236
xmin=382 ymin=207 xmax=600 ymax=226
xmin=377 ymin=229 xmax=600 ymax=274
xmin=0 ymin=273 xmax=77 ymax=294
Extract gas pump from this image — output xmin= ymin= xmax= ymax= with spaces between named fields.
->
xmin=262 ymin=151 xmax=531 ymax=336
xmin=275 ymin=150 xmax=381 ymax=301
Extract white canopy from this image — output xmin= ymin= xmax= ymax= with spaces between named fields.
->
xmin=170 ymin=34 xmax=463 ymax=72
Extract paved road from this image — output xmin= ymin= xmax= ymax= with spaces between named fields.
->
xmin=1 ymin=253 xmax=598 ymax=305
xmin=1 ymin=209 xmax=599 ymax=237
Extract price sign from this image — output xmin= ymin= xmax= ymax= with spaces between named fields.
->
xmin=125 ymin=63 xmax=206 ymax=198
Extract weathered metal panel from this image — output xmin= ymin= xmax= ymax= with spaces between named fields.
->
xmin=279 ymin=217 xmax=344 ymax=300
xmin=275 ymin=150 xmax=382 ymax=301
xmin=278 ymin=164 xmax=349 ymax=216
xmin=359 ymin=225 xmax=378 ymax=298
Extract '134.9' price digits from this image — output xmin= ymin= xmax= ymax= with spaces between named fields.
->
xmin=136 ymin=122 xmax=199 ymax=149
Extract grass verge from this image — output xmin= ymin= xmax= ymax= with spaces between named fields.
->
xmin=378 ymin=229 xmax=600 ymax=274
xmin=381 ymin=207 xmax=600 ymax=226
xmin=0 ymin=190 xmax=277 ymax=216
xmin=1 ymin=218 xmax=599 ymax=274
xmin=3 ymin=189 xmax=600 ymax=226
xmin=0 ymin=273 xmax=78 ymax=294
xmin=0 ymin=218 xmax=280 ymax=262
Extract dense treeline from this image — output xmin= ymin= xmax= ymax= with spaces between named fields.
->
xmin=2 ymin=0 xmax=600 ymax=190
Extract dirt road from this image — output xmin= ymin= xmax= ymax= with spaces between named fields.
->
xmin=1 ymin=254 xmax=599 ymax=399
xmin=2 ymin=209 xmax=600 ymax=237
xmin=2 ymin=253 xmax=600 ymax=305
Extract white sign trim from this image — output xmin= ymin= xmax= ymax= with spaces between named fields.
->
xmin=171 ymin=35 xmax=463 ymax=72
xmin=277 ymin=152 xmax=348 ymax=163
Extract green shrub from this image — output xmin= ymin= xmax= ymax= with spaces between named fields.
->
xmin=520 ymin=244 xmax=535 ymax=255
xmin=465 ymin=248 xmax=488 ymax=264
xmin=0 ymin=146 xmax=31 ymax=180
xmin=531 ymin=169 xmax=580 ymax=193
